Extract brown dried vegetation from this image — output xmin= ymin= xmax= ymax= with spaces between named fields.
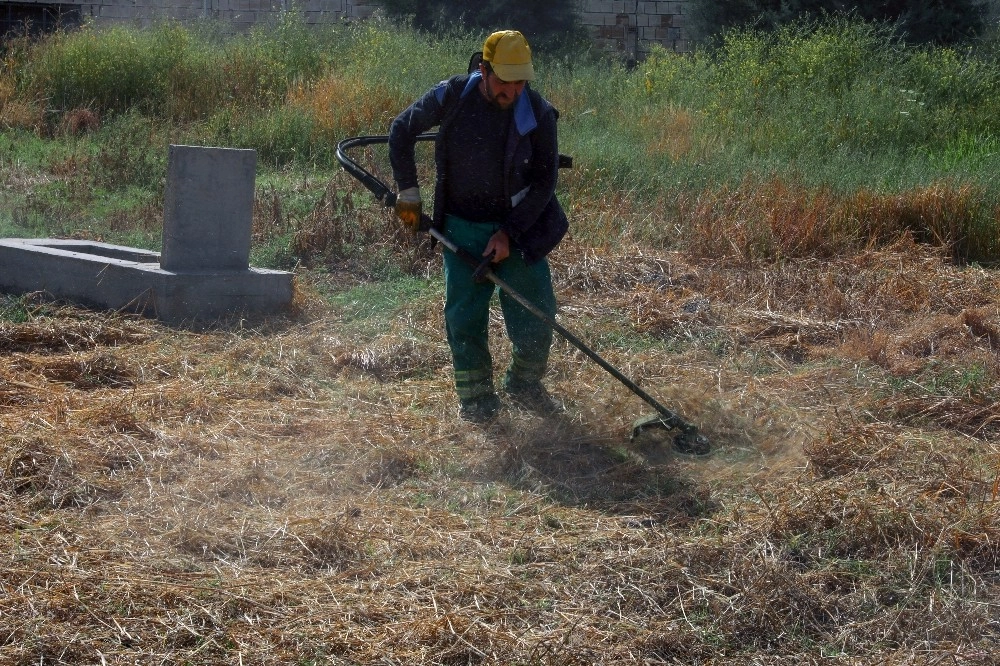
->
xmin=2 ymin=233 xmax=999 ymax=663
xmin=671 ymin=179 xmax=996 ymax=264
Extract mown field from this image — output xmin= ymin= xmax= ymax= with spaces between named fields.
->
xmin=2 ymin=15 xmax=999 ymax=664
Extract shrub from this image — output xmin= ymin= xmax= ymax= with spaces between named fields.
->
xmin=688 ymin=0 xmax=994 ymax=46
xmin=26 ymin=22 xmax=184 ymax=116
xmin=24 ymin=14 xmax=329 ymax=122
xmin=639 ymin=18 xmax=1000 ymax=159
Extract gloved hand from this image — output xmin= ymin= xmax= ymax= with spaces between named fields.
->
xmin=395 ymin=187 xmax=422 ymax=233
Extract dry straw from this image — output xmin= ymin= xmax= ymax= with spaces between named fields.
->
xmin=2 ymin=239 xmax=999 ymax=663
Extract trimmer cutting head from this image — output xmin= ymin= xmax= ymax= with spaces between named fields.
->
xmin=631 ymin=413 xmax=711 ymax=455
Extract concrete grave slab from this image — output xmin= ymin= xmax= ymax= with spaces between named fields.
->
xmin=0 ymin=146 xmax=293 ymax=325
xmin=0 ymin=238 xmax=293 ymax=324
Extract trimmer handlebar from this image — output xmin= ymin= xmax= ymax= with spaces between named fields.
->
xmin=335 ymin=133 xmax=437 ymax=208
xmin=335 ymin=134 xmax=572 ymax=209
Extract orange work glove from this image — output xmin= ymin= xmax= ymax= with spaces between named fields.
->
xmin=395 ymin=187 xmax=422 ymax=233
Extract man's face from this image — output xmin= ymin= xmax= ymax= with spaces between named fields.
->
xmin=479 ymin=65 xmax=526 ymax=110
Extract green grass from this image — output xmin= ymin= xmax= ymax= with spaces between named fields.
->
xmin=5 ymin=14 xmax=1000 ymax=262
xmin=0 ymin=294 xmax=32 ymax=323
xmin=329 ymin=275 xmax=441 ymax=325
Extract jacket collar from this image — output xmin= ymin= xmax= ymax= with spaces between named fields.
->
xmin=461 ymin=71 xmax=537 ymax=136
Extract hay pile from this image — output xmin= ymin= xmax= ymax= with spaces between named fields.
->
xmin=2 ymin=240 xmax=998 ymax=664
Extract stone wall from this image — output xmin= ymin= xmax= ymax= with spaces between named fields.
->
xmin=578 ymin=0 xmax=690 ymax=57
xmin=8 ymin=0 xmax=691 ymax=55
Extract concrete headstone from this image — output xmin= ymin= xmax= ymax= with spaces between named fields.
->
xmin=160 ymin=144 xmax=257 ymax=272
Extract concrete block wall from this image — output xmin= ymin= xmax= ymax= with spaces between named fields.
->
xmin=12 ymin=1 xmax=689 ymax=56
xmin=577 ymin=0 xmax=690 ymax=58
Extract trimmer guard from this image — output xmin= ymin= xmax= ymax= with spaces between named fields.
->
xmin=631 ymin=413 xmax=711 ymax=455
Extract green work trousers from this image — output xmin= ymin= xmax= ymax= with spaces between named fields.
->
xmin=442 ymin=215 xmax=556 ymax=401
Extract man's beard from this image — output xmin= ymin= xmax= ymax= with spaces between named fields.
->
xmin=484 ymin=78 xmax=515 ymax=110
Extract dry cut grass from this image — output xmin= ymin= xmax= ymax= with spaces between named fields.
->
xmin=2 ymin=238 xmax=999 ymax=664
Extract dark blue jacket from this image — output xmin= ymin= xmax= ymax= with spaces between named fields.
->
xmin=389 ymin=72 xmax=568 ymax=264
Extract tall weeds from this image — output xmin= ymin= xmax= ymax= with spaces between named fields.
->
xmin=6 ymin=14 xmax=1000 ymax=262
xmin=636 ymin=18 xmax=1000 ymax=163
xmin=557 ymin=17 xmax=1000 ymax=262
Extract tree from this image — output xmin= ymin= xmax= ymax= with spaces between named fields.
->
xmin=687 ymin=0 xmax=995 ymax=46
xmin=372 ymin=0 xmax=585 ymax=52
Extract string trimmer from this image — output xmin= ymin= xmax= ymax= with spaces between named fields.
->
xmin=336 ymin=135 xmax=709 ymax=455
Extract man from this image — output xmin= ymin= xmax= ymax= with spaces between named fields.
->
xmin=388 ymin=30 xmax=569 ymax=423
